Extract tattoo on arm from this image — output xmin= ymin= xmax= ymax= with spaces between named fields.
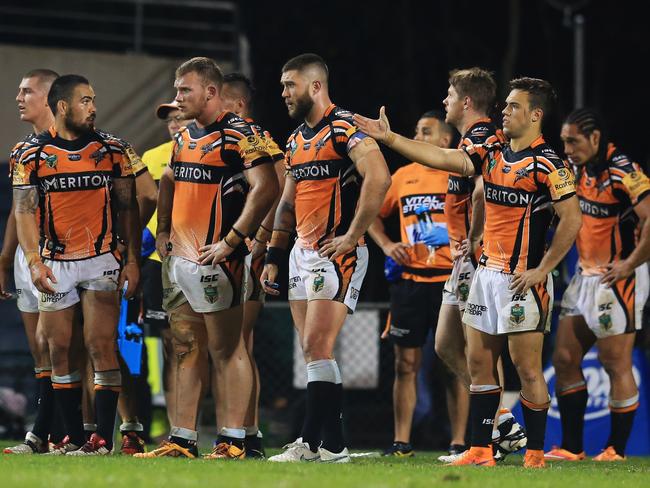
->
xmin=274 ymin=199 xmax=295 ymax=231
xmin=14 ymin=187 xmax=39 ymax=214
xmin=112 ymin=179 xmax=136 ymax=211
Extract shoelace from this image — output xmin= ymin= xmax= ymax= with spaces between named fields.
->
xmin=51 ymin=436 xmax=71 ymax=451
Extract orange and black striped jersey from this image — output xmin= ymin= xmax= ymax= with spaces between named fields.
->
xmin=465 ymin=135 xmax=576 ymax=274
xmin=445 ymin=119 xmax=505 ymax=245
xmin=286 ymin=104 xmax=368 ymax=249
xmin=379 ymin=163 xmax=452 ymax=283
xmin=12 ymin=127 xmax=136 ymax=261
xmin=168 ymin=112 xmax=273 ymax=262
xmin=574 ymin=144 xmax=650 ymax=275
xmin=8 ymin=133 xmax=42 ymax=232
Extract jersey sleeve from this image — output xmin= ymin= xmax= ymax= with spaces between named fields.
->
xmin=535 ymin=153 xmax=576 ymax=202
xmin=123 ymin=143 xmax=148 ymax=177
xmin=331 ymin=108 xmax=369 ymax=154
xmin=462 ymin=143 xmax=493 ymax=176
xmin=12 ymin=144 xmax=39 ymax=187
xmin=263 ymin=129 xmax=286 ymax=163
xmin=222 ymin=114 xmax=273 ymax=170
xmin=611 ymin=161 xmax=650 ymax=205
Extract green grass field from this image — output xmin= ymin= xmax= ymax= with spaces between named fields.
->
xmin=1 ymin=443 xmax=649 ymax=488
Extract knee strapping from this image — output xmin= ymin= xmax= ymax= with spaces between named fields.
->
xmin=557 ymin=380 xmax=587 ymax=396
xmin=306 ymin=359 xmax=342 ymax=384
xmin=52 ymin=370 xmax=81 ymax=389
xmin=610 ymin=393 xmax=640 ymax=412
xmin=94 ymin=369 xmax=122 ymax=391
xmin=520 ymin=392 xmax=551 ymax=411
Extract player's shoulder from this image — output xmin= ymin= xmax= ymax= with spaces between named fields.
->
xmin=93 ymin=128 xmax=131 ymax=154
xmin=607 ymin=144 xmax=639 ymax=177
xmin=220 ymin=112 xmax=256 ymax=137
xmin=464 ymin=120 xmax=501 ymax=143
xmin=14 ymin=130 xmax=52 ymax=162
xmin=328 ymin=105 xmax=356 ymax=131
xmin=531 ymin=140 xmax=566 ymax=173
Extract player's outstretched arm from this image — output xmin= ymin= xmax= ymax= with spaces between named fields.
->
xmin=14 ymin=186 xmax=56 ymax=294
xmin=113 ymin=177 xmax=141 ymax=298
xmin=319 ymin=138 xmax=391 ymax=260
xmin=510 ymin=195 xmax=582 ymax=294
xmin=353 ymin=107 xmax=473 ymax=175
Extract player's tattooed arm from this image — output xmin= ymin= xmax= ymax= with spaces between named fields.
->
xmin=13 ymin=186 xmax=57 ymax=294
xmin=112 ymin=177 xmax=141 ymax=298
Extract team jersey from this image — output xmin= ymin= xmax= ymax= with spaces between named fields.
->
xmin=464 ymin=135 xmax=576 ymax=274
xmin=445 ymin=119 xmax=505 ymax=246
xmin=8 ymin=134 xmax=42 ymax=236
xmin=245 ymin=117 xmax=285 ymax=163
xmin=168 ymin=112 xmax=273 ymax=262
xmin=286 ymin=104 xmax=368 ymax=249
xmin=12 ymin=127 xmax=135 ymax=261
xmin=573 ymin=143 xmax=650 ymax=275
xmin=379 ymin=163 xmax=452 ymax=283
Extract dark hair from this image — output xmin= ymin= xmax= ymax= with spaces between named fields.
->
xmin=23 ymin=69 xmax=59 ymax=86
xmin=449 ymin=67 xmax=497 ymax=114
xmin=508 ymin=77 xmax=557 ymax=122
xmin=419 ymin=110 xmax=456 ymax=141
xmin=223 ymin=72 xmax=255 ymax=104
xmin=47 ymin=74 xmax=89 ymax=115
xmin=565 ymin=107 xmax=609 ymax=164
xmin=282 ymin=53 xmax=329 ymax=80
xmin=176 ymin=57 xmax=224 ymax=88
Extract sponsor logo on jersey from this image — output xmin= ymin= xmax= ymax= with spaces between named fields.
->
xmin=578 ymin=197 xmax=617 ymax=218
xmin=40 ymin=172 xmax=112 ymax=193
xmin=447 ymin=175 xmax=471 ymax=194
xmin=547 ymin=167 xmax=575 ymax=199
xmin=484 ymin=182 xmax=532 ymax=207
xmin=291 ymin=160 xmax=341 ymax=182
xmin=68 ymin=153 xmax=81 ymax=161
xmin=622 ymin=171 xmax=650 ymax=200
xmin=44 ymin=154 xmax=58 ymax=169
xmin=401 ymin=194 xmax=446 ymax=215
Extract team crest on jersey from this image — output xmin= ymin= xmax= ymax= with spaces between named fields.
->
xmin=44 ymin=154 xmax=58 ymax=169
xmin=200 ymin=140 xmax=220 ymax=159
xmin=514 ymin=167 xmax=528 ymax=183
xmin=289 ymin=139 xmax=298 ymax=157
xmin=312 ymin=273 xmax=325 ymax=293
xmin=204 ymin=284 xmax=219 ymax=304
xmin=487 ymin=158 xmax=497 ymax=174
xmin=510 ymin=304 xmax=525 ymax=325
xmin=90 ymin=147 xmax=108 ymax=166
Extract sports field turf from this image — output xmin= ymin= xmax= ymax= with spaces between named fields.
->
xmin=1 ymin=444 xmax=649 ymax=487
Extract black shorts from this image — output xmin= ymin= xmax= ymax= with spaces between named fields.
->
xmin=388 ymin=280 xmax=444 ymax=348
xmin=141 ymin=259 xmax=168 ymax=335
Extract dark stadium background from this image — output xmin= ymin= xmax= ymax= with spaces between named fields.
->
xmin=0 ymin=0 xmax=648 ymax=449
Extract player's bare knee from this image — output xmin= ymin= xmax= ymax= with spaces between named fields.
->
xmin=552 ymin=347 xmax=580 ymax=373
xmin=514 ymin=361 xmax=543 ymax=386
xmin=395 ymin=349 xmax=419 ymax=376
xmin=598 ymin=353 xmax=630 ymax=378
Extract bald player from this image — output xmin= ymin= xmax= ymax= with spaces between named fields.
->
xmin=263 ymin=53 xmax=391 ymax=463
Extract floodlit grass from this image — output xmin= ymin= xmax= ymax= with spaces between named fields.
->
xmin=1 ymin=443 xmax=649 ymax=488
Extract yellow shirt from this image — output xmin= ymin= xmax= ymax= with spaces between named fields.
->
xmin=142 ymin=140 xmax=173 ymax=262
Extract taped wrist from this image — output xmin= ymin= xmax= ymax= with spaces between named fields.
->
xmin=265 ymin=246 xmax=287 ymax=267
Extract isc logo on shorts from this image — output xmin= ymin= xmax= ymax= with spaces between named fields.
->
xmin=466 ymin=303 xmax=487 ymax=316
xmin=200 ymin=274 xmax=219 ymax=283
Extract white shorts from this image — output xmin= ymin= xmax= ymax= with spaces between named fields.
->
xmin=39 ymin=253 xmax=121 ymax=312
xmin=243 ymin=253 xmax=265 ymax=303
xmin=462 ymin=265 xmax=553 ymax=335
xmin=288 ymin=245 xmax=368 ymax=313
xmin=14 ymin=246 xmax=40 ymax=313
xmin=442 ymin=256 xmax=476 ymax=311
xmin=162 ymin=255 xmax=247 ymax=313
xmin=560 ymin=265 xmax=649 ymax=339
